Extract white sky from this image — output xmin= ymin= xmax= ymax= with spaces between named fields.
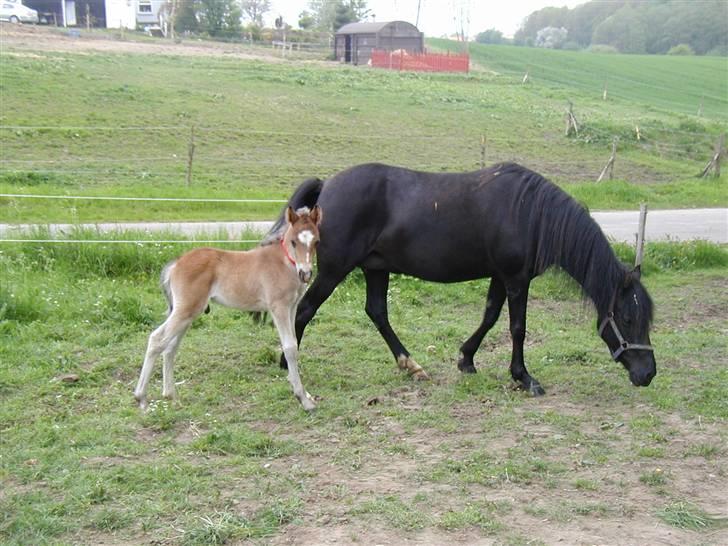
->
xmin=267 ymin=1 xmax=586 ymax=38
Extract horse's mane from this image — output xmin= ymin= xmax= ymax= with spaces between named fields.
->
xmin=260 ymin=177 xmax=324 ymax=246
xmin=500 ymin=163 xmax=628 ymax=317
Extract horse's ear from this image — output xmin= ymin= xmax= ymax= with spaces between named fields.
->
xmin=286 ymin=206 xmax=298 ymax=225
xmin=310 ymin=205 xmax=322 ymax=226
xmin=632 ymin=265 xmax=641 ymax=281
xmin=622 ymin=271 xmax=633 ymax=288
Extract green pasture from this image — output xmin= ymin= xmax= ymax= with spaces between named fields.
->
xmin=1 ymin=41 xmax=726 ymax=224
xmin=1 ymin=235 xmax=727 ymax=544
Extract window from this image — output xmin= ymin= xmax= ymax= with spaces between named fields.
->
xmin=138 ymin=1 xmax=152 ymax=13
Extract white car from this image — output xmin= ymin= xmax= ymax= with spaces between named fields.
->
xmin=0 ymin=1 xmax=39 ymax=24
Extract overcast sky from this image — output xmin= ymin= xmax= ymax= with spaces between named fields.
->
xmin=267 ymin=1 xmax=586 ymax=38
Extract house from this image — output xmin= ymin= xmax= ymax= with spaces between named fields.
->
xmin=22 ymin=0 xmax=164 ymax=29
xmin=334 ymin=21 xmax=424 ymax=65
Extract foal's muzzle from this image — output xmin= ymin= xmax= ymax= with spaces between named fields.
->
xmin=298 ymin=269 xmax=313 ymax=283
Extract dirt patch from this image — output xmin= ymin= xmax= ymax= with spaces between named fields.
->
xmin=0 ymin=23 xmax=300 ymax=63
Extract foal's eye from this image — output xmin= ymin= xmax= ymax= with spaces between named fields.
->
xmin=291 ymin=241 xmax=297 ymax=248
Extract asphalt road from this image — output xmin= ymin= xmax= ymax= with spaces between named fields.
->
xmin=1 ymin=209 xmax=726 ymax=243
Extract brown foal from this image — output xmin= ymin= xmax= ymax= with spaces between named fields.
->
xmin=134 ymin=206 xmax=322 ymax=411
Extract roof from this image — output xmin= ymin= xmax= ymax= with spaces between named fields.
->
xmin=335 ymin=21 xmax=417 ymax=35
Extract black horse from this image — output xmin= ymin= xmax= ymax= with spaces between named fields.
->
xmin=264 ymin=162 xmax=656 ymax=394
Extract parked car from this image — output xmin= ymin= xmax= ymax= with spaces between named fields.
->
xmin=0 ymin=1 xmax=38 ymax=24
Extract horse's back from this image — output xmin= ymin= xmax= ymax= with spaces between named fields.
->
xmin=315 ymin=163 xmax=533 ymax=281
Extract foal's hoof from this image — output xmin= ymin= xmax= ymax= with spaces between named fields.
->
xmin=299 ymin=393 xmax=317 ymax=412
xmin=457 ymin=356 xmax=477 ymax=374
xmin=134 ymin=395 xmax=148 ymax=411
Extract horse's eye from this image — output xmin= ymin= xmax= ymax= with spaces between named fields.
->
xmin=291 ymin=241 xmax=297 ymax=248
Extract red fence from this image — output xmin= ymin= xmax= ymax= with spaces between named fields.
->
xmin=370 ymin=49 xmax=469 ymax=73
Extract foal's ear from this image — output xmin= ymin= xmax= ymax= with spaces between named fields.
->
xmin=310 ymin=205 xmax=322 ymax=226
xmin=286 ymin=206 xmax=299 ymax=225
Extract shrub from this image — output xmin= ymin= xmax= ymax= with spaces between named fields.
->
xmin=588 ymin=44 xmax=619 ymax=54
xmin=667 ymin=44 xmax=695 ymax=56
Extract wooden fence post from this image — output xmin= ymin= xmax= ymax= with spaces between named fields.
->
xmin=186 ymin=125 xmax=195 ymax=187
xmin=635 ymin=203 xmax=647 ymax=270
xmin=565 ymin=101 xmax=579 ymax=137
xmin=480 ymin=134 xmax=486 ymax=169
xmin=700 ymin=133 xmax=725 ymax=178
xmin=597 ymin=139 xmax=617 ymax=182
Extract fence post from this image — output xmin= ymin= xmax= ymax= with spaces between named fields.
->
xmin=565 ymin=101 xmax=579 ymax=137
xmin=635 ymin=203 xmax=647 ymax=270
xmin=700 ymin=133 xmax=725 ymax=178
xmin=186 ymin=125 xmax=196 ymax=187
xmin=597 ymin=138 xmax=617 ymax=182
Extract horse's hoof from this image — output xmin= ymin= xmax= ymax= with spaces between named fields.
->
xmin=397 ymin=355 xmax=429 ymax=380
xmin=300 ymin=393 xmax=317 ymax=412
xmin=529 ymin=382 xmax=546 ymax=397
xmin=457 ymin=358 xmax=477 ymax=374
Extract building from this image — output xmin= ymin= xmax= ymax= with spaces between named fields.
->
xmin=334 ymin=21 xmax=424 ymax=66
xmin=23 ymin=0 xmax=163 ymax=29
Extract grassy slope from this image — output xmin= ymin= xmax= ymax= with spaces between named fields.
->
xmin=0 ymin=37 xmax=726 ymax=223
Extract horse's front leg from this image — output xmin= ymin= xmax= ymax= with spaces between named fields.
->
xmin=505 ymin=280 xmax=545 ymax=396
xmin=271 ymin=305 xmax=316 ymax=411
xmin=363 ymin=268 xmax=428 ymax=380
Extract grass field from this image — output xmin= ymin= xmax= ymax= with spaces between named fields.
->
xmin=1 ymin=235 xmax=727 ymax=545
xmin=0 ymin=26 xmax=726 ymax=224
xmin=1 ymin=26 xmax=727 ymax=546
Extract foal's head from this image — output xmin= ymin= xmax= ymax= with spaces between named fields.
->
xmin=282 ymin=205 xmax=322 ymax=283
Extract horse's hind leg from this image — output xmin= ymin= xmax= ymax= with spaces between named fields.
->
xmin=505 ymin=280 xmax=545 ymax=396
xmin=363 ymin=268 xmax=428 ymax=380
xmin=458 ymin=278 xmax=507 ymax=374
xmin=135 ymin=321 xmax=170 ymax=409
xmin=161 ymin=320 xmax=192 ymax=400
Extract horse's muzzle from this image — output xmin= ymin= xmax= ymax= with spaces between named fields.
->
xmin=299 ymin=269 xmax=313 ymax=283
xmin=629 ymin=368 xmax=656 ymax=387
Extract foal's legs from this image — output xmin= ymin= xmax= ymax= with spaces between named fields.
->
xmin=270 ymin=303 xmax=316 ymax=411
xmin=134 ymin=312 xmax=193 ymax=408
xmin=363 ymin=268 xmax=428 ymax=379
xmin=505 ymin=280 xmax=545 ymax=396
xmin=458 ymin=278 xmax=507 ymax=374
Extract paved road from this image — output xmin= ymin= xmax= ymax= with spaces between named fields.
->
xmin=1 ymin=209 xmax=726 ymax=243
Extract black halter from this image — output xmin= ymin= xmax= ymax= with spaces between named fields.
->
xmin=598 ymin=290 xmax=654 ymax=361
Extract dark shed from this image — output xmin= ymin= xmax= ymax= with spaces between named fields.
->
xmin=334 ymin=21 xmax=424 ymax=65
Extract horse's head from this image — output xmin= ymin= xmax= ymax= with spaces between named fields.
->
xmin=598 ymin=268 xmax=656 ymax=387
xmin=283 ymin=205 xmax=322 ymax=283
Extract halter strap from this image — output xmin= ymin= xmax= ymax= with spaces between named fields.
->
xmin=598 ymin=289 xmax=653 ymax=361
xmin=280 ymin=237 xmax=296 ymax=267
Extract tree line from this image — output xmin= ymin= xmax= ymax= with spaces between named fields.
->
xmin=478 ymin=0 xmax=727 ymax=55
xmin=166 ymin=0 xmax=370 ymax=39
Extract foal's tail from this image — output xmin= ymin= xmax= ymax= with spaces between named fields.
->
xmin=160 ymin=260 xmax=176 ymax=316
xmin=260 ymin=177 xmax=324 ymax=246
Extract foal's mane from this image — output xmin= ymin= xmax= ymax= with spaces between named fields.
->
xmin=500 ymin=163 xmax=629 ymax=317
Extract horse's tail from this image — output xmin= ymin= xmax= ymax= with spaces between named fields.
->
xmin=260 ymin=177 xmax=324 ymax=246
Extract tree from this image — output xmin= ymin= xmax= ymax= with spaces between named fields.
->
xmin=241 ymin=0 xmax=270 ymax=27
xmin=592 ymin=6 xmax=647 ymax=54
xmin=514 ymin=6 xmax=568 ymax=45
xmin=475 ymin=28 xmax=503 ymax=44
xmin=298 ymin=10 xmax=314 ymax=30
xmin=197 ymin=0 xmax=241 ymax=37
xmin=535 ymin=26 xmax=568 ymax=49
xmin=308 ymin=0 xmax=369 ymax=32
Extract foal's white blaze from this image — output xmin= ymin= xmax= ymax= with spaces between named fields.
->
xmin=297 ymin=230 xmax=315 ymax=246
